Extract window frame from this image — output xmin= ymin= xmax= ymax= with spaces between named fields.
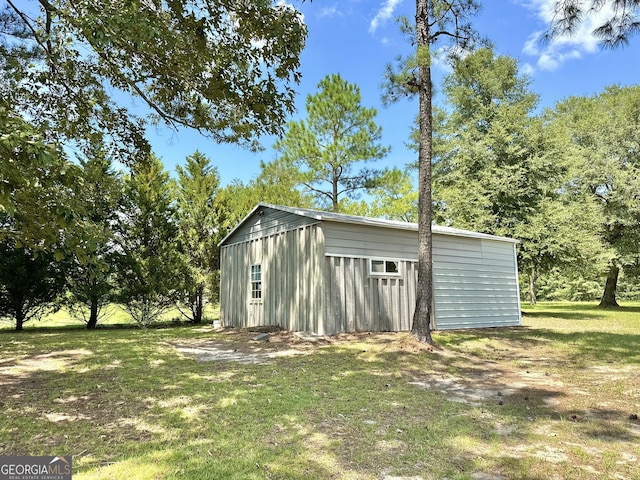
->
xmin=368 ymin=258 xmax=401 ymax=277
xmin=250 ymin=264 xmax=263 ymax=301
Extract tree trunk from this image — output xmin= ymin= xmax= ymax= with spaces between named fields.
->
xmin=193 ymin=283 xmax=204 ymax=324
xmin=332 ymin=168 xmax=339 ymax=212
xmin=87 ymin=299 xmax=99 ymax=329
xmin=411 ymin=0 xmax=434 ymax=344
xmin=599 ymin=264 xmax=620 ymax=308
xmin=15 ymin=311 xmax=25 ymax=332
xmin=529 ymin=269 xmax=537 ymax=306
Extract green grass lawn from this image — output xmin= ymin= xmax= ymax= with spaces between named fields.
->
xmin=0 ymin=302 xmax=638 ymax=479
xmin=0 ymin=304 xmax=220 ymax=331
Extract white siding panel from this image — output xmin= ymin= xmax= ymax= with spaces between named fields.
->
xmin=324 ymin=223 xmax=419 ymax=260
xmin=433 ymin=238 xmax=521 ymax=330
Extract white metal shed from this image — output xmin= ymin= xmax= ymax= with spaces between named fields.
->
xmin=219 ymin=203 xmax=521 ymax=335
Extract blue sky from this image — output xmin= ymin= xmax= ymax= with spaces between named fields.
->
xmin=148 ymin=0 xmax=640 ymax=186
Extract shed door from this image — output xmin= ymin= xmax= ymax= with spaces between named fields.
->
xmin=249 ymin=264 xmax=264 ymax=325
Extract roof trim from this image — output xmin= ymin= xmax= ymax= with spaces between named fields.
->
xmin=218 ymin=203 xmax=269 ymax=247
xmin=219 ymin=203 xmax=519 ymax=246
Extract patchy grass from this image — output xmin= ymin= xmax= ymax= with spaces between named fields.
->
xmin=0 ymin=304 xmax=221 ymax=331
xmin=0 ymin=302 xmax=638 ymax=479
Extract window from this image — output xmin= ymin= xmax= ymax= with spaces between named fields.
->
xmin=369 ymin=259 xmax=400 ymax=276
xmin=250 ymin=264 xmax=262 ymax=300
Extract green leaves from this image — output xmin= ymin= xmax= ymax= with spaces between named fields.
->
xmin=433 ymin=48 xmax=543 ymax=234
xmin=381 ymin=2 xmax=482 ymax=103
xmin=366 ymin=168 xmax=418 ymax=222
xmin=2 ymin=0 xmax=307 ymax=161
xmin=548 ymin=85 xmax=640 ymax=293
xmin=429 ymin=47 xmax=609 ymax=304
xmin=64 ymin=149 xmax=124 ymax=328
xmin=0 ymin=239 xmax=68 ymax=330
xmin=430 ymin=47 xmax=640 ymax=303
xmin=115 ymin=155 xmax=180 ymax=327
xmin=0 ymin=102 xmax=81 ymax=250
xmin=275 ymin=73 xmax=390 ymax=211
xmin=175 ymin=151 xmax=220 ymax=322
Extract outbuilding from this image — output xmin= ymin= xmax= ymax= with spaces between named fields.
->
xmin=219 ymin=203 xmax=521 ymax=335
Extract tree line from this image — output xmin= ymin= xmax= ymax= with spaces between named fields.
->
xmin=0 ymin=145 xmax=225 ymax=331
xmin=428 ymin=48 xmax=640 ymax=307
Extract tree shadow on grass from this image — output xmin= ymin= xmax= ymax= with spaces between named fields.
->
xmin=435 ymin=326 xmax=640 ymax=365
xmin=0 ymin=322 xmax=208 ymax=335
xmin=2 ymin=331 xmax=639 ymax=480
xmin=522 ymin=304 xmax=640 ymax=319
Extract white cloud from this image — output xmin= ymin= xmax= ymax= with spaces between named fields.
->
xmin=369 ymin=0 xmax=403 ymax=34
xmin=519 ymin=0 xmax=614 ymax=72
xmin=521 ymin=62 xmax=536 ymax=76
xmin=319 ymin=6 xmax=341 ymax=18
xmin=430 ymin=44 xmax=473 ymax=73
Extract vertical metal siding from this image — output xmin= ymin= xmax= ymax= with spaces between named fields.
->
xmin=225 ymin=206 xmax=318 ymax=245
xmin=220 ymin=224 xmax=324 ymax=331
xmin=322 ymin=257 xmax=418 ymax=334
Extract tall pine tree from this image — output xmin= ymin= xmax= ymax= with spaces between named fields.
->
xmin=275 ymin=73 xmax=389 ymax=211
xmin=383 ymin=1 xmax=481 ymax=343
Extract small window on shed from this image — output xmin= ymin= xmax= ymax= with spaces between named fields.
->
xmin=369 ymin=259 xmax=400 ymax=276
xmin=250 ymin=264 xmax=262 ymax=300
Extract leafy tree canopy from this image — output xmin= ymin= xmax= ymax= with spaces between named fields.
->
xmin=430 ymin=47 xmax=606 ymax=304
xmin=65 ymin=148 xmax=123 ymax=328
xmin=0 ymin=101 xmax=79 ymax=249
xmin=175 ymin=151 xmax=220 ymax=322
xmin=0 ymin=239 xmax=68 ymax=331
xmin=549 ymin=85 xmax=640 ymax=305
xmin=364 ymin=167 xmax=418 ymax=223
xmin=1 ymin=0 xmax=307 ymax=161
xmin=115 ymin=155 xmax=180 ymax=326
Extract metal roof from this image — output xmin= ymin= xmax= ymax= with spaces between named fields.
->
xmin=220 ymin=203 xmax=519 ymax=245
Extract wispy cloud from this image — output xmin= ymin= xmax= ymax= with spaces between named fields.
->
xmin=319 ymin=6 xmax=342 ymax=18
xmin=369 ymin=0 xmax=403 ymax=34
xmin=521 ymin=62 xmax=536 ymax=76
xmin=519 ymin=0 xmax=613 ymax=72
xmin=430 ymin=44 xmax=474 ymax=73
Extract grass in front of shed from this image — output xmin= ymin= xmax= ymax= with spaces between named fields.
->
xmin=0 ymin=301 xmax=638 ymax=479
